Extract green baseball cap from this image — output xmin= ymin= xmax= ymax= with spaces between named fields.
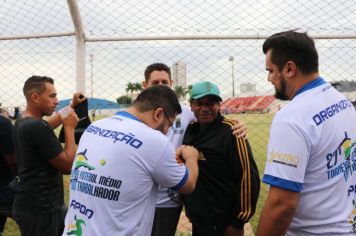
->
xmin=190 ymin=81 xmax=222 ymax=101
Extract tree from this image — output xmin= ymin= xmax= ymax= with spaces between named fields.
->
xmin=186 ymin=84 xmax=192 ymax=93
xmin=116 ymin=95 xmax=132 ymax=106
xmin=174 ymin=85 xmax=186 ymax=100
xmin=126 ymin=82 xmax=135 ymax=94
xmin=126 ymin=82 xmax=143 ymax=95
xmin=174 ymin=85 xmax=192 ymax=101
xmin=132 ymin=82 xmax=143 ymax=93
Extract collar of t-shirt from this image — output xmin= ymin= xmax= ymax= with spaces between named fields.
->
xmin=294 ymin=76 xmax=326 ymax=98
xmin=116 ymin=111 xmax=142 ymax=123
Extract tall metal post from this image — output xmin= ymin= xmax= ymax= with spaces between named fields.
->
xmin=229 ymin=56 xmax=235 ymax=98
xmin=90 ymin=53 xmax=94 ymax=99
xmin=68 ymin=0 xmax=86 ymax=94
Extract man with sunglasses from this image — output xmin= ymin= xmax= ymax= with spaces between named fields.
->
xmin=183 ymin=81 xmax=260 ymax=236
xmin=63 ymin=85 xmax=199 ymax=236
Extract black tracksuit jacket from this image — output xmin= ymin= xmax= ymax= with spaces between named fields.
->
xmin=183 ymin=113 xmax=260 ymax=230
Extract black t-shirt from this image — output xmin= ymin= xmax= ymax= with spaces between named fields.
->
xmin=13 ymin=117 xmax=64 ymax=216
xmin=0 ymin=115 xmax=15 ymax=187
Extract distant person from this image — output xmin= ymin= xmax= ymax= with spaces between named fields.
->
xmin=0 ymin=108 xmax=10 ymax=119
xmin=256 ymin=30 xmax=356 ymax=235
xmin=143 ymin=63 xmax=248 ymax=236
xmin=0 ymin=108 xmax=17 ymax=236
xmin=63 ymin=85 xmax=199 ymax=236
xmin=13 ymin=75 xmax=83 ymax=236
xmin=183 ymin=81 xmax=260 ymax=236
xmin=11 ymin=107 xmax=20 ymax=120
xmin=92 ymin=107 xmax=96 ymax=121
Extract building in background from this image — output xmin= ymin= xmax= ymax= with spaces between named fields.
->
xmin=240 ymin=83 xmax=256 ymax=97
xmin=331 ymin=81 xmax=356 ymax=107
xmin=172 ymin=60 xmax=187 ymax=88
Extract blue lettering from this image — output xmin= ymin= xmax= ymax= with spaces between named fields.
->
xmin=326 ymin=107 xmax=333 ymax=117
xmin=108 ymin=131 xmax=117 ymax=138
xmin=122 ymin=133 xmax=134 ymax=144
xmin=130 ymin=139 xmax=143 ymax=148
xmin=313 ymin=114 xmax=322 ymax=126
xmin=331 ymin=104 xmax=338 ymax=115
xmin=70 ymin=200 xmax=94 ymax=219
xmin=113 ymin=132 xmax=125 ymax=143
xmin=84 ymin=125 xmax=144 ymax=149
xmin=348 ymin=185 xmax=355 ymax=196
xmin=313 ymin=99 xmax=353 ymax=126
xmin=320 ymin=110 xmax=328 ymax=122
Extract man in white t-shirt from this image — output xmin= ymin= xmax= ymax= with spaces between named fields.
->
xmin=63 ymin=85 xmax=199 ymax=236
xmin=143 ymin=63 xmax=248 ymax=236
xmin=256 ymin=30 xmax=356 ymax=235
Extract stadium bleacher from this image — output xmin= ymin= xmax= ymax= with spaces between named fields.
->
xmin=220 ymin=95 xmax=276 ymax=114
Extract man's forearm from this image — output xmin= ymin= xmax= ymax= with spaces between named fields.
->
xmin=179 ymin=158 xmax=199 ymax=195
xmin=185 ymin=158 xmax=198 ymax=184
xmin=47 ymin=112 xmax=62 ymax=129
xmin=64 ymin=126 xmax=77 ymax=160
xmin=256 ymin=187 xmax=298 ymax=236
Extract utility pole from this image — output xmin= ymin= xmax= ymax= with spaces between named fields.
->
xmin=90 ymin=53 xmax=94 ymax=99
xmin=229 ymin=56 xmax=235 ymax=98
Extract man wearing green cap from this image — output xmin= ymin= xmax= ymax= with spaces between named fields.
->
xmin=183 ymin=81 xmax=260 ymax=236
xmin=143 ymin=63 xmax=249 ymax=236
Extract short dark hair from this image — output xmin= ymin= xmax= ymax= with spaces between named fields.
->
xmin=23 ymin=75 xmax=54 ymax=100
xmin=132 ymin=85 xmax=181 ymax=118
xmin=263 ymin=30 xmax=319 ymax=75
xmin=144 ymin=63 xmax=171 ymax=82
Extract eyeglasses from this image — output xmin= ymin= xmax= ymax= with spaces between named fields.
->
xmin=162 ymin=109 xmax=174 ymax=128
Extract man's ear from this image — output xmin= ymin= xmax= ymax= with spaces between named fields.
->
xmin=142 ymin=81 xmax=148 ymax=89
xmin=153 ymin=107 xmax=164 ymax=122
xmin=285 ymin=61 xmax=297 ymax=78
xmin=31 ymin=93 xmax=40 ymax=103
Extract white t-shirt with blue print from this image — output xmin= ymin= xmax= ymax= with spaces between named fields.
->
xmin=263 ymin=78 xmax=356 ymax=235
xmin=156 ymin=104 xmax=196 ymax=208
xmin=63 ymin=112 xmax=188 ymax=236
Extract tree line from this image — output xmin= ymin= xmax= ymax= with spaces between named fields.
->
xmin=116 ymin=82 xmax=192 ymax=106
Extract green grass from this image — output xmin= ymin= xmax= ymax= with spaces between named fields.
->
xmin=227 ymin=113 xmax=275 ymax=232
xmin=4 ymin=113 xmax=274 ymax=235
xmin=175 ymin=233 xmax=192 ymax=236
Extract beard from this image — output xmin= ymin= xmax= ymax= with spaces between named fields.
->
xmin=155 ymin=119 xmax=167 ymax=134
xmin=274 ymin=74 xmax=289 ymax=101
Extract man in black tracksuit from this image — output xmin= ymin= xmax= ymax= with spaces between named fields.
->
xmin=183 ymin=81 xmax=260 ymax=236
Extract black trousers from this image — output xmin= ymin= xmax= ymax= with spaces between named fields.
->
xmin=192 ymin=223 xmax=227 ymax=236
xmin=0 ymin=184 xmax=16 ymax=233
xmin=15 ymin=206 xmax=67 ymax=236
xmin=151 ymin=205 xmax=183 ymax=236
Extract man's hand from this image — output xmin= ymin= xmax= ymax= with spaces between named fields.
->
xmin=47 ymin=92 xmax=85 ymax=129
xmin=70 ymin=92 xmax=86 ymax=109
xmin=231 ymin=119 xmax=247 ymax=139
xmin=180 ymin=145 xmax=199 ymax=163
xmin=59 ymin=107 xmax=79 ymax=128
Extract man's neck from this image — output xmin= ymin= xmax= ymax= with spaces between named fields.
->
xmin=23 ymin=106 xmax=42 ymax=119
xmin=290 ymin=72 xmax=320 ymax=99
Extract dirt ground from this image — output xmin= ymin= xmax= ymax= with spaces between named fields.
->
xmin=177 ymin=211 xmax=255 ymax=235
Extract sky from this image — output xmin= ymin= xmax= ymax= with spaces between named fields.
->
xmin=0 ymin=0 xmax=355 ymax=108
